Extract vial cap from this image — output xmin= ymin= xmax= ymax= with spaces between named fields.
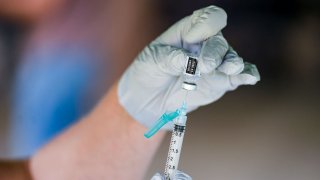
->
xmin=182 ymin=82 xmax=197 ymax=91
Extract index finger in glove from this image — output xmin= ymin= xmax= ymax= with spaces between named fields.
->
xmin=198 ymin=33 xmax=229 ymax=74
xmin=184 ymin=5 xmax=227 ymax=44
xmin=156 ymin=5 xmax=227 ymax=47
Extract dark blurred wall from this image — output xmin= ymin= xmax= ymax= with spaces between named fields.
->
xmin=160 ymin=0 xmax=320 ymax=86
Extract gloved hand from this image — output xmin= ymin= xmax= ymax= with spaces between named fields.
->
xmin=118 ymin=5 xmax=260 ymax=129
xmin=151 ymin=171 xmax=192 ymax=180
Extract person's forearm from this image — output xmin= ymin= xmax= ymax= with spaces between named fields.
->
xmin=30 ymin=83 xmax=166 ymax=180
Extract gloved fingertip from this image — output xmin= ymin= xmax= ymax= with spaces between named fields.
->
xmin=203 ymin=5 xmax=228 ymax=30
xmin=151 ymin=173 xmax=164 ymax=180
xmin=243 ymin=62 xmax=261 ymax=81
xmin=242 ymin=74 xmax=260 ymax=85
xmin=230 ymin=73 xmax=260 ymax=87
xmin=183 ymin=5 xmax=227 ymax=44
xmin=175 ymin=170 xmax=193 ymax=180
xmin=217 ymin=58 xmax=244 ymax=75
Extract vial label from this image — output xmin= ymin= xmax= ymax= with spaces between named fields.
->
xmin=186 ymin=57 xmax=197 ymax=75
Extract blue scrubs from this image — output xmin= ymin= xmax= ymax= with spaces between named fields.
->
xmin=6 ymin=45 xmax=109 ymax=159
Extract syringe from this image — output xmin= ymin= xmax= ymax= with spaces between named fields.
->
xmin=145 ymin=56 xmax=200 ymax=180
xmin=164 ymin=57 xmax=200 ymax=179
xmin=164 ymin=102 xmax=187 ymax=180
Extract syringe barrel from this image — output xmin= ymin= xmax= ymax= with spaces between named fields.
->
xmin=164 ymin=115 xmax=187 ymax=180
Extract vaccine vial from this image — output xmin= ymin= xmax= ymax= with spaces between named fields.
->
xmin=182 ymin=57 xmax=200 ymax=91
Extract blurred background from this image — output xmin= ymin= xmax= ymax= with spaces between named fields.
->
xmin=0 ymin=0 xmax=319 ymax=179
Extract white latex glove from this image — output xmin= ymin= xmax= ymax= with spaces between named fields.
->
xmin=151 ymin=171 xmax=192 ymax=180
xmin=118 ymin=5 xmax=260 ymax=129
